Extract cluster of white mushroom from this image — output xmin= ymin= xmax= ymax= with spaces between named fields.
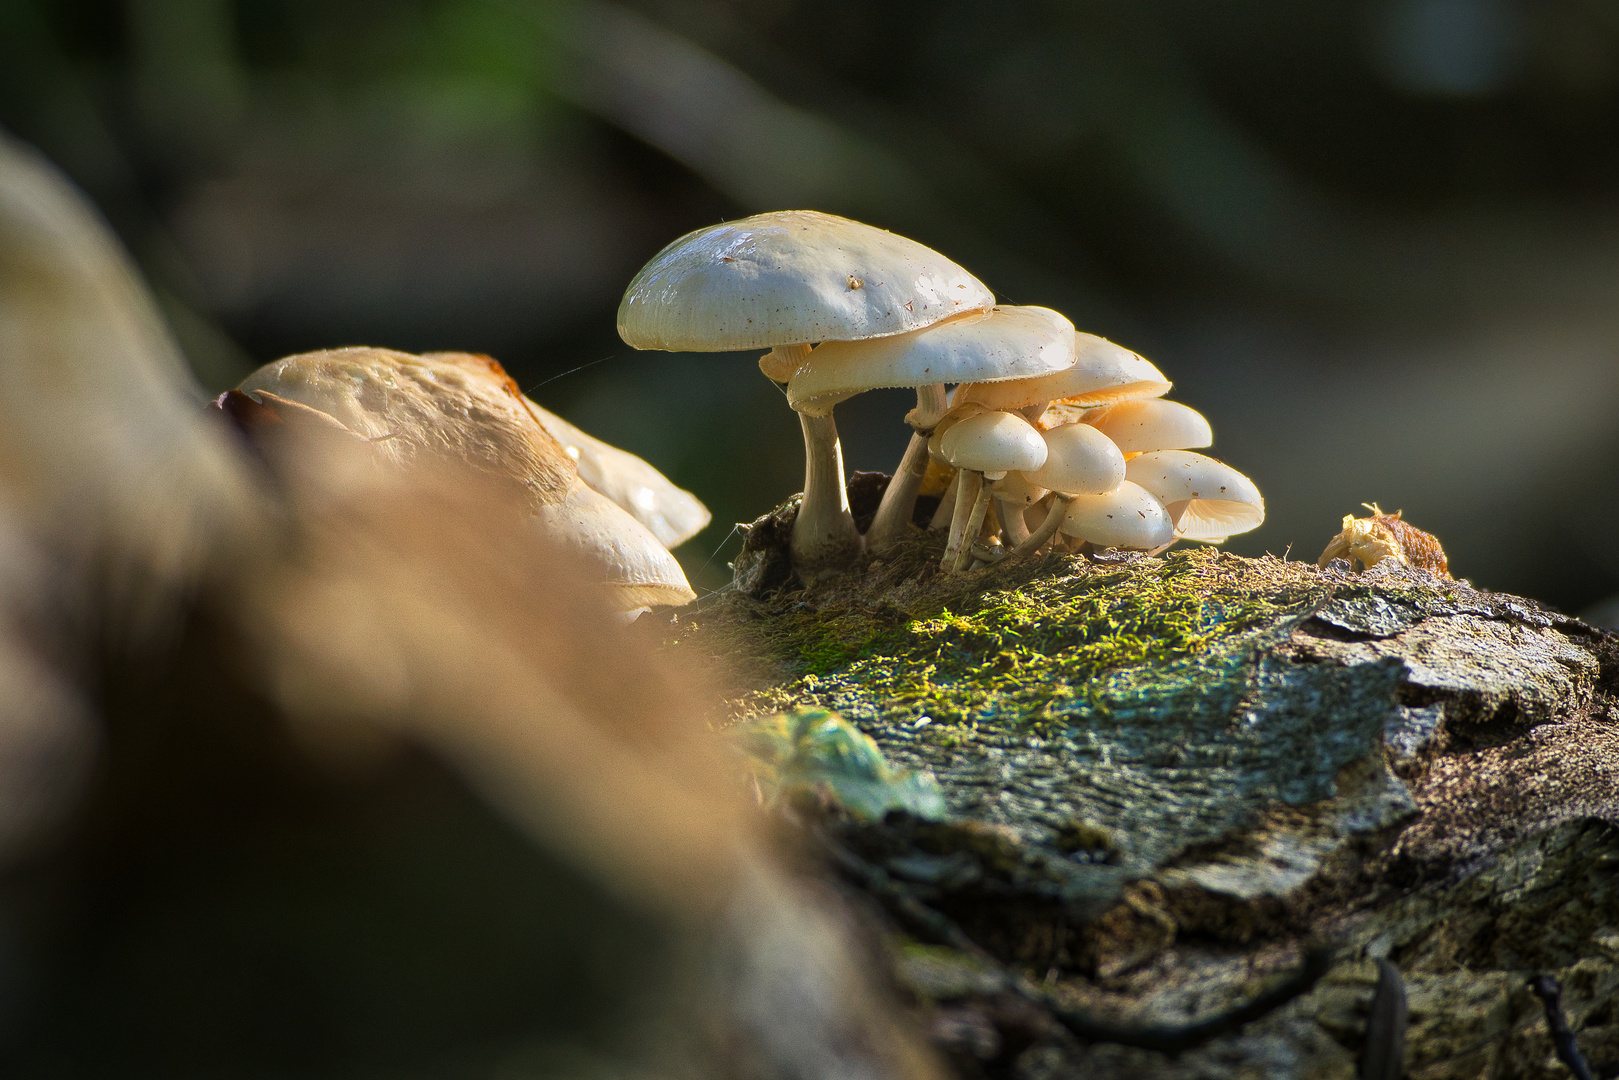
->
xmin=619 ymin=210 xmax=1263 ymax=575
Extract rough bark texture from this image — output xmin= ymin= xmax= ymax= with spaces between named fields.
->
xmin=676 ymin=501 xmax=1619 ymax=1079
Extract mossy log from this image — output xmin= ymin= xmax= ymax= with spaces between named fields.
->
xmin=676 ymin=501 xmax=1619 ymax=1079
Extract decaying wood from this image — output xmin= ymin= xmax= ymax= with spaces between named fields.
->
xmin=682 ymin=502 xmax=1619 ymax=1079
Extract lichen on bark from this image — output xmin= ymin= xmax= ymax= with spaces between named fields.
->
xmin=678 ymin=504 xmax=1619 ymax=1078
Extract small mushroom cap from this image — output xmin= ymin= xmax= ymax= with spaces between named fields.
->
xmin=425 ymin=352 xmax=712 ymax=549
xmin=994 ymin=471 xmax=1050 ymax=506
xmin=1024 ymin=422 xmax=1126 ymax=496
xmin=785 ymin=306 xmax=1076 ymax=416
xmin=1125 ymin=450 xmax=1264 ymax=541
xmin=1059 ymin=481 xmax=1174 ymax=550
xmin=1080 ymin=399 xmax=1212 ymax=453
xmin=537 ymin=480 xmax=698 ymax=611
xmin=617 ymin=210 xmax=994 ymax=352
xmin=938 ymin=411 xmax=1047 ymax=480
xmin=957 ymin=334 xmax=1170 ymax=412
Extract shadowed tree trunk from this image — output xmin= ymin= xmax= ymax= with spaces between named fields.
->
xmin=686 ymin=504 xmax=1619 ymax=1079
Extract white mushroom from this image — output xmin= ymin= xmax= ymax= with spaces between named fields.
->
xmin=617 ymin=210 xmax=994 ymax=571
xmin=937 ymin=411 xmax=1046 ymax=572
xmin=1004 ymin=423 xmax=1125 ymax=558
xmin=1024 ymin=423 xmax=1126 ymax=498
xmin=1058 ymin=481 xmax=1175 ymax=550
xmin=425 ymin=353 xmax=711 ymax=549
xmin=786 ymin=305 xmax=1077 ymax=554
xmin=1125 ymin=450 xmax=1265 ymax=542
xmin=957 ymin=333 xmax=1171 ymax=418
xmin=239 ymin=348 xmax=696 ymax=613
xmin=1080 ymin=399 xmax=1212 ymax=454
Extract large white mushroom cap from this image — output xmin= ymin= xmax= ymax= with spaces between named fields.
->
xmin=785 ymin=306 xmax=1076 ymax=416
xmin=1059 ymin=481 xmax=1174 ymax=550
xmin=617 ymin=210 xmax=994 ymax=352
xmin=1081 ymin=399 xmax=1212 ymax=453
xmin=1024 ymin=422 xmax=1126 ymax=496
xmin=938 ymin=411 xmax=1046 ymax=481
xmin=956 ymin=333 xmax=1171 ymax=412
xmin=1125 ymin=450 xmax=1265 ymax=542
xmin=239 ymin=348 xmax=697 ymax=610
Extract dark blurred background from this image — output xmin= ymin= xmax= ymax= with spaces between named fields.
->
xmin=4 ymin=0 xmax=1617 ymax=609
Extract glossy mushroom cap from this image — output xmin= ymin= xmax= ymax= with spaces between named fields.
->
xmin=1125 ymin=451 xmax=1265 ymax=541
xmin=239 ymin=348 xmax=696 ymax=610
xmin=1059 ymin=481 xmax=1174 ymax=550
xmin=938 ymin=411 xmax=1047 ymax=481
xmin=617 ymin=210 xmax=994 ymax=352
xmin=1025 ymin=423 xmax=1126 ymax=496
xmin=785 ymin=306 xmax=1076 ymax=417
xmin=1080 ymin=399 xmax=1212 ymax=453
xmin=425 ymin=353 xmax=711 ymax=549
xmin=536 ymin=482 xmax=698 ymax=611
xmin=957 ymin=333 xmax=1171 ymax=413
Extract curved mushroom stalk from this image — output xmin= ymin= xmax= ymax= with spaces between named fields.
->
xmin=995 ymin=496 xmax=1031 ymax=547
xmin=863 ymin=386 xmax=950 ymax=553
xmin=941 ymin=470 xmax=982 ymax=571
xmin=1010 ymin=495 xmax=1072 ymax=558
xmin=929 ymin=471 xmax=960 ymax=530
xmin=951 ymin=473 xmax=999 ymax=572
xmin=790 ymin=410 xmax=863 ymax=570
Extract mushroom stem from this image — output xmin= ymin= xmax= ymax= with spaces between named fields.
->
xmin=995 ymin=497 xmax=1031 ymax=547
xmin=865 ymin=384 xmax=950 ymax=553
xmin=864 ymin=432 xmax=930 ymax=552
xmin=790 ymin=409 xmax=862 ymax=569
xmin=941 ymin=470 xmax=982 ymax=570
xmin=951 ymin=475 xmax=993 ymax=573
xmin=1010 ymin=495 xmax=1072 ymax=558
xmin=930 ymin=471 xmax=960 ymax=530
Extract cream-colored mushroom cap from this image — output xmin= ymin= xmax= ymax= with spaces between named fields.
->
xmin=1125 ymin=451 xmax=1264 ymax=541
xmin=617 ymin=210 xmax=994 ymax=352
xmin=240 ymin=348 xmax=697 ymax=609
xmin=957 ymin=333 xmax=1170 ymax=413
xmin=1082 ymin=399 xmax=1212 ymax=453
xmin=525 ymin=403 xmax=710 ymax=549
xmin=1025 ymin=422 xmax=1126 ymax=496
xmin=240 ymin=347 xmax=575 ymax=501
xmin=1059 ymin=481 xmax=1174 ymax=550
xmin=938 ymin=411 xmax=1047 ymax=481
xmin=536 ymin=481 xmax=697 ymax=610
xmin=995 ymin=472 xmax=1050 ymax=506
xmin=785 ymin=306 xmax=1076 ymax=416
xmin=424 ymin=352 xmax=711 ymax=549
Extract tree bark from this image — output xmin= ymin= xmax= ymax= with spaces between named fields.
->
xmin=697 ymin=508 xmax=1619 ymax=1079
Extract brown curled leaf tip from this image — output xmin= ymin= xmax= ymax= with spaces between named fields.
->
xmin=1317 ymin=503 xmax=1450 ymax=577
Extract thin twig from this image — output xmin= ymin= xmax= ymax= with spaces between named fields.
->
xmin=1528 ymin=975 xmax=1599 ymax=1080
xmin=1360 ymin=959 xmax=1407 ymax=1080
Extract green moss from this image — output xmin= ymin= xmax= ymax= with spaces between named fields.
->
xmin=716 ymin=548 xmax=1328 ymax=739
